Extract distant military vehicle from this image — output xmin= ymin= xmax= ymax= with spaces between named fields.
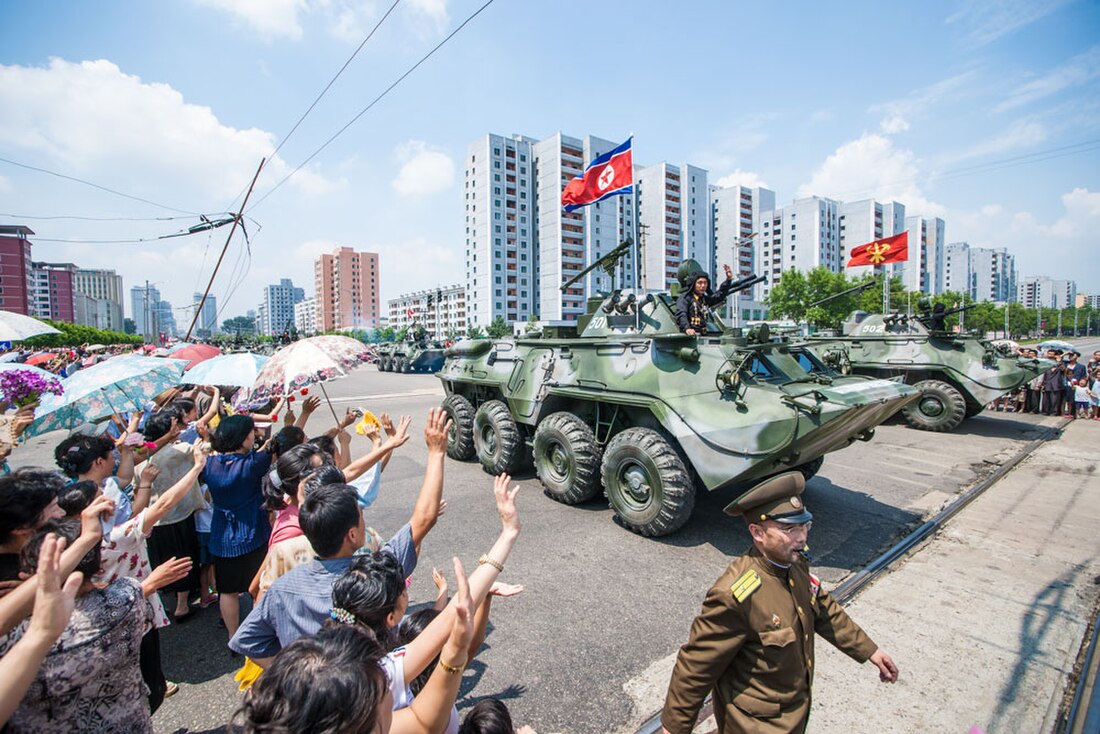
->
xmin=436 ymin=243 xmax=919 ymax=536
xmin=376 ymin=325 xmax=445 ymax=374
xmin=805 ymin=310 xmax=1050 ymax=432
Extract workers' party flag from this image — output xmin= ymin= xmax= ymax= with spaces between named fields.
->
xmin=561 ymin=137 xmax=634 ymax=212
xmin=846 ymin=231 xmax=909 ymax=267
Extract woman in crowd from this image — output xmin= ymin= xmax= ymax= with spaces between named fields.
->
xmin=0 ymin=470 xmax=66 ymax=590
xmin=238 ymin=556 xmax=476 ymax=734
xmin=204 ymin=415 xmax=273 ymax=639
xmin=55 ymin=432 xmax=138 ymax=530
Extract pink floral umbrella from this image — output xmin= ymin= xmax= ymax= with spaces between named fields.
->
xmin=236 ymin=336 xmax=371 ymax=409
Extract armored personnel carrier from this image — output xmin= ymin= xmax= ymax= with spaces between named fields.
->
xmin=376 ymin=328 xmax=445 ymax=374
xmin=805 ymin=310 xmax=1050 ymax=432
xmin=436 ymin=245 xmax=919 ymax=536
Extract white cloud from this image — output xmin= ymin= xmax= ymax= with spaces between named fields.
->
xmin=940 ymin=119 xmax=1047 ymax=163
xmin=797 ymin=133 xmax=944 ymax=217
xmin=945 ymin=0 xmax=1074 ymax=45
xmin=949 ymin=188 xmax=1100 ymax=287
xmin=405 ymin=0 xmax=449 ymax=37
xmin=0 ymin=58 xmax=339 ymax=206
xmin=391 ymin=140 xmax=454 ymax=196
xmin=715 ymin=169 xmax=769 ymax=189
xmin=996 ymin=44 xmax=1100 ymax=112
xmin=193 ymin=0 xmax=308 ymax=40
xmin=879 ymin=114 xmax=910 ymax=135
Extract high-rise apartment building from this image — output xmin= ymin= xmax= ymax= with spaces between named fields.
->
xmin=897 ymin=216 xmax=945 ymax=295
xmin=314 ymin=247 xmax=380 ymax=332
xmin=636 ymin=162 xmax=710 ymax=293
xmin=465 ymin=132 xmax=709 ymax=328
xmin=257 ymin=279 xmax=304 ymax=336
xmin=73 ymin=268 xmax=124 ymax=331
xmin=838 ymin=199 xmax=907 ymax=282
xmin=1018 ymin=276 xmax=1076 ymax=309
xmin=942 ymin=242 xmax=1017 ymax=303
xmin=0 ymin=226 xmax=34 ymax=315
xmin=294 ymin=297 xmax=318 ymax=335
xmin=757 ymin=196 xmax=841 ymax=301
xmin=388 ymin=285 xmax=467 ymax=338
xmin=710 ymin=184 xmax=775 ymax=319
xmin=29 ymin=262 xmax=76 ymax=322
xmin=130 ymin=284 xmax=176 ymax=342
xmin=534 ymin=133 xmax=638 ymax=322
xmin=190 ymin=293 xmax=218 ymax=338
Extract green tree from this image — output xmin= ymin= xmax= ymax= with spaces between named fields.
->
xmin=487 ymin=316 xmax=510 ymax=338
xmin=445 ymin=327 xmax=461 ymax=341
xmin=395 ymin=326 xmax=409 ymax=342
xmin=21 ymin=320 xmax=142 ymax=348
xmin=467 ymin=325 xmax=485 ymax=339
xmin=764 ymin=269 xmax=809 ymax=322
xmin=123 ymin=318 xmax=136 ymax=335
xmin=376 ymin=327 xmax=396 ymax=342
xmin=524 ymin=313 xmax=540 ymax=333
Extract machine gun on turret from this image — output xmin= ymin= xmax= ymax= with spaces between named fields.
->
xmin=560 ymin=238 xmax=633 ymax=293
xmin=806 ymin=278 xmax=879 ymax=309
xmin=916 ymin=302 xmax=977 ymax=331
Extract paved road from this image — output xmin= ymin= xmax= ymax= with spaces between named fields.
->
xmin=10 ymin=346 xmax=1093 ymax=734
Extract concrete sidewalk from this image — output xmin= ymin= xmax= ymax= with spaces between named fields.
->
xmin=811 ymin=418 xmax=1100 ymax=733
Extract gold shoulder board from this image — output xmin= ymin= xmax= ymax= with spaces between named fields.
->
xmin=730 ymin=569 xmax=761 ymax=602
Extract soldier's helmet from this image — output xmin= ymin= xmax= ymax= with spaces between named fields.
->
xmin=676 ymin=258 xmax=708 ymax=291
xmin=917 ymin=296 xmax=932 ymax=312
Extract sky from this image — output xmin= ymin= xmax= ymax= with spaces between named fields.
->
xmin=1 ymin=0 xmax=1098 ymax=325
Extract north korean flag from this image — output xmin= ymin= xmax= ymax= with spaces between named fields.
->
xmin=561 ymin=137 xmax=633 ymax=212
xmin=846 ymin=231 xmax=909 ymax=267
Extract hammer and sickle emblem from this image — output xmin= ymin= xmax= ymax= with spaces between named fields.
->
xmin=867 ymin=241 xmax=891 ymax=264
xmin=597 ymin=164 xmax=615 ymax=191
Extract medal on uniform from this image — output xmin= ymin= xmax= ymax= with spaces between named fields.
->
xmin=771 ymin=614 xmax=781 ymax=629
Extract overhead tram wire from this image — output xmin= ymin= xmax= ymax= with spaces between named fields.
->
xmin=0 ymin=212 xmax=206 ymax=222
xmin=219 ymin=0 xmax=403 ymax=215
xmin=0 ymin=155 xmax=200 ymax=216
xmin=247 ymin=0 xmax=497 ymax=213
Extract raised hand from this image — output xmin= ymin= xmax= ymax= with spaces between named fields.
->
xmin=80 ymin=495 xmax=116 ymax=542
xmin=338 ymin=407 xmax=357 ymax=430
xmin=423 ymin=407 xmax=452 ymax=455
xmin=191 ymin=440 xmax=209 ymax=465
xmin=379 ymin=413 xmax=395 ymax=437
xmin=144 ymin=556 xmax=193 ymax=595
xmin=432 ymin=567 xmax=449 ymax=596
xmin=302 ymin=395 xmax=322 ymax=414
xmin=448 ymin=556 xmax=474 ymax=652
xmin=26 ymin=534 xmax=83 ymax=642
xmin=138 ymin=462 xmax=161 ymax=486
xmin=489 ymin=581 xmax=524 ymax=597
xmin=493 ymin=473 xmax=521 ymax=535
xmin=361 ymin=421 xmax=381 ymax=444
xmin=436 ymin=499 xmax=448 ymax=519
xmin=723 ymin=263 xmax=733 ymax=281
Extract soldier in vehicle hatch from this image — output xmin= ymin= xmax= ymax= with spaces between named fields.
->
xmin=661 ymin=472 xmax=898 ymax=734
xmin=675 ymin=263 xmax=736 ymax=336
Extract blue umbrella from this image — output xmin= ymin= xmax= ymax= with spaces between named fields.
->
xmin=181 ymin=352 xmax=269 ymax=388
xmin=28 ymin=355 xmax=188 ymax=436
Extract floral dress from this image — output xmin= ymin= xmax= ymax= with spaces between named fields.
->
xmin=0 ymin=577 xmax=154 ymax=733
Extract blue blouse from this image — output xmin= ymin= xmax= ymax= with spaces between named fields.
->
xmin=203 ymin=450 xmax=272 ymax=558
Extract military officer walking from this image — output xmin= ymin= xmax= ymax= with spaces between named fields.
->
xmin=661 ymin=472 xmax=898 ymax=733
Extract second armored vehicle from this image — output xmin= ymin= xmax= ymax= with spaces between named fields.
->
xmin=805 ymin=310 xmax=1050 ymax=432
xmin=436 ymin=250 xmax=919 ymax=537
xmin=376 ymin=328 xmax=445 ymax=374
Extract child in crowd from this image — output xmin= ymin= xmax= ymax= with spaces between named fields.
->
xmin=1074 ymin=378 xmax=1090 ymax=419
xmin=1090 ymin=376 xmax=1100 ymax=420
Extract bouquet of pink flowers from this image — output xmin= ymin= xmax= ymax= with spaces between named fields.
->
xmin=0 ymin=369 xmax=63 ymax=408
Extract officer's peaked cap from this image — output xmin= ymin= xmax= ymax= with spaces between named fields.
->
xmin=724 ymin=471 xmax=813 ymax=524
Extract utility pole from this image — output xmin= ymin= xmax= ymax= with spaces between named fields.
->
xmin=186 ymin=158 xmax=265 ymax=341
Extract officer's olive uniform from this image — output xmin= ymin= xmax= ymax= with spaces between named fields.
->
xmin=661 ymin=472 xmax=880 ymax=734
xmin=661 ymin=547 xmax=877 ymax=733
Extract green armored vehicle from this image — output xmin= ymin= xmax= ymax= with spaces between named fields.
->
xmin=376 ymin=327 xmax=445 ymax=374
xmin=805 ymin=309 xmax=1050 ymax=432
xmin=436 ymin=246 xmax=919 ymax=536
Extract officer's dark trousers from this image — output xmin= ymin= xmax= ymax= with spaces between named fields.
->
xmin=1041 ymin=391 xmax=1063 ymax=416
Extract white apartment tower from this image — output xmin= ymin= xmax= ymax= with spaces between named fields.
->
xmin=838 ymin=199 xmax=906 ymax=281
xmin=1018 ymin=276 xmax=1076 ymax=309
xmin=898 ymin=216 xmax=945 ymax=295
xmin=635 ymin=163 xmax=710 ymax=293
xmin=464 ymin=134 xmax=538 ymax=329
xmin=388 ymin=285 xmax=467 ymax=338
xmin=758 ymin=196 xmax=841 ymax=301
xmin=710 ymin=184 xmax=775 ymax=318
xmin=534 ymin=133 xmax=636 ymax=322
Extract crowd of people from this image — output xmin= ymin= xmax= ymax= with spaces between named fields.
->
xmin=1002 ymin=348 xmax=1100 ymax=418
xmin=0 ymin=375 xmax=535 ymax=733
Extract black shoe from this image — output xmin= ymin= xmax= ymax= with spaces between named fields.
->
xmin=173 ymin=609 xmax=196 ymax=623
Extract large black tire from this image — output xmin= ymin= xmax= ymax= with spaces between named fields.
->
xmin=601 ymin=427 xmax=694 ymax=537
xmin=401 ymin=358 xmax=413 ymax=374
xmin=473 ymin=400 xmax=524 ymax=475
xmin=795 ymin=456 xmax=824 ymax=481
xmin=901 ymin=379 xmax=967 ymax=432
xmin=441 ymin=394 xmax=475 ymax=460
xmin=533 ymin=412 xmax=602 ymax=504
xmin=377 ymin=356 xmax=390 ymax=372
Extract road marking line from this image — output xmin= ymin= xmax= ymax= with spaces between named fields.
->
xmin=327 ymin=388 xmax=443 ymax=403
